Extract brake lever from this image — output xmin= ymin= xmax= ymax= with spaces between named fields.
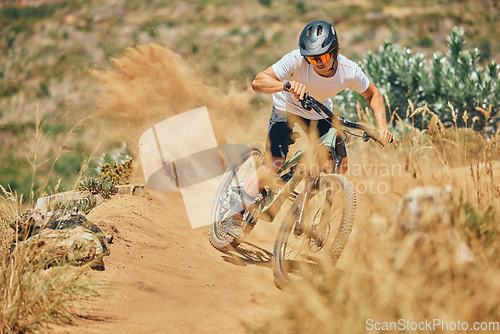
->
xmin=297 ymin=92 xmax=311 ymax=111
xmin=363 ymin=132 xmax=385 ymax=147
xmin=287 ymin=83 xmax=394 ymax=147
xmin=284 ymin=82 xmax=311 ymax=111
xmin=301 ymin=99 xmax=312 ymax=111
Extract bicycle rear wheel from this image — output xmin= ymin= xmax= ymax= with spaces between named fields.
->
xmin=208 ymin=142 xmax=265 ymax=251
xmin=273 ymin=174 xmax=356 ymax=288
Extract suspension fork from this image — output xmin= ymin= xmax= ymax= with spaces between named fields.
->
xmin=293 ymin=191 xmax=308 ymax=236
xmin=294 ymin=176 xmax=335 ymax=246
xmin=292 ymin=176 xmax=318 ymax=236
xmin=311 ymin=177 xmax=335 ymax=246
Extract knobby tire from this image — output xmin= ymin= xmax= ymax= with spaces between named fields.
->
xmin=273 ymin=174 xmax=356 ymax=288
xmin=208 ymin=142 xmax=266 ymax=251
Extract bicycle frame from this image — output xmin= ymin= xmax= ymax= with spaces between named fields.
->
xmin=257 ymin=126 xmax=340 ymax=223
xmin=239 ymin=92 xmax=385 ymax=225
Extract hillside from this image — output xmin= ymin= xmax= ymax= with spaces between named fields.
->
xmin=0 ymin=0 xmax=499 ymax=197
xmin=1 ymin=1 xmax=500 ymax=332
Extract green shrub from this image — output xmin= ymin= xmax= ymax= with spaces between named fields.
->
xmin=76 ymin=177 xmax=102 ymax=195
xmin=98 ymin=159 xmax=133 ymax=186
xmin=51 ymin=195 xmax=97 ymax=214
xmin=96 ymin=143 xmax=133 ymax=185
xmin=295 ymin=0 xmax=306 ymax=15
xmin=76 ymin=147 xmax=134 ymax=200
xmin=76 ymin=176 xmax=118 ymax=199
xmin=335 ymin=27 xmax=500 ymax=134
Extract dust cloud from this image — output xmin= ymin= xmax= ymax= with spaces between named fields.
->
xmin=85 ymin=43 xmax=500 ymax=334
xmin=92 ymin=43 xmax=266 ymax=158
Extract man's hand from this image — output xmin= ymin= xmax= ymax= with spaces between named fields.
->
xmin=361 ymin=83 xmax=394 ymax=144
xmin=378 ymin=129 xmax=394 ymax=143
xmin=284 ymin=81 xmax=307 ymax=100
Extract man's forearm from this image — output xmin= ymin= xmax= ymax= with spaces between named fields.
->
xmin=369 ymin=92 xmax=389 ymax=131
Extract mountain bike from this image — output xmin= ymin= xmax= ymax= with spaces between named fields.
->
xmin=208 ymin=90 xmax=388 ymax=288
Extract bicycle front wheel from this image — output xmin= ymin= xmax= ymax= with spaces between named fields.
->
xmin=273 ymin=174 xmax=356 ymax=288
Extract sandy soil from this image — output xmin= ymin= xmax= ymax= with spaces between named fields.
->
xmin=44 ymin=43 xmax=498 ymax=333
xmin=47 ymin=188 xmax=287 ymax=334
xmin=45 ymin=155 xmax=500 ymax=334
xmin=46 ymin=157 xmax=410 ymax=334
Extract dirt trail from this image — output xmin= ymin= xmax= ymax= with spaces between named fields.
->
xmin=49 ymin=150 xmax=499 ymax=333
xmin=51 ymin=43 xmax=496 ymax=333
xmin=49 ymin=157 xmax=410 ymax=334
xmin=50 ymin=189 xmax=286 ymax=334
xmin=54 ymin=44 xmax=289 ymax=333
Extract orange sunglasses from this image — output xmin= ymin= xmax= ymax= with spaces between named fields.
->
xmin=306 ymin=52 xmax=332 ymax=65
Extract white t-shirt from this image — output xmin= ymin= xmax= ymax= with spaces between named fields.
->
xmin=271 ymin=49 xmax=370 ymax=120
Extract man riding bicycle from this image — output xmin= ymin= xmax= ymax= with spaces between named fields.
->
xmin=253 ymin=20 xmax=393 ymax=173
xmin=221 ymin=20 xmax=393 ymax=238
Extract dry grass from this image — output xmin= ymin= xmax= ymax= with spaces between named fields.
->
xmin=0 ymin=187 xmax=101 ymax=333
xmin=252 ymin=106 xmax=500 ymax=334
xmin=0 ymin=250 xmax=101 ymax=333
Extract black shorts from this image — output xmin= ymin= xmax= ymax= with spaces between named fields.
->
xmin=267 ymin=111 xmax=347 ymax=160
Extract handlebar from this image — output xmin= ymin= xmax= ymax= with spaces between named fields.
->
xmin=283 ymin=82 xmax=390 ymax=146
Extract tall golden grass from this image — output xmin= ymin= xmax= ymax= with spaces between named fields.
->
xmin=253 ymin=103 xmax=500 ymax=334
xmin=0 ymin=186 xmax=102 ymax=334
xmin=0 ymin=105 xmax=102 ymax=333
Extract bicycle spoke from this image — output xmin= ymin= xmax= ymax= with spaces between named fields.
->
xmin=274 ymin=174 xmax=356 ymax=287
xmin=209 ymin=143 xmax=266 ymax=251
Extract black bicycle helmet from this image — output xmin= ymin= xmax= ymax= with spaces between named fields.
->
xmin=299 ymin=20 xmax=339 ymax=58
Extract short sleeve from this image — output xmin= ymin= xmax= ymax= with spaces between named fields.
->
xmin=350 ymin=65 xmax=370 ymax=93
xmin=272 ymin=50 xmax=303 ymax=82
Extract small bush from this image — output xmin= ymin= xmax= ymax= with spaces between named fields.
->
xmin=0 ymin=187 xmax=100 ymax=333
xmin=336 ymin=27 xmax=500 ymax=134
xmin=51 ymin=195 xmax=97 ymax=214
xmin=76 ymin=154 xmax=133 ymax=200
xmin=92 ymin=143 xmax=134 ymax=186
xmin=76 ymin=177 xmax=102 ymax=195
xmin=76 ymin=177 xmax=117 ymax=199
xmin=295 ymin=0 xmax=306 ymax=15
xmin=98 ymin=159 xmax=133 ymax=186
